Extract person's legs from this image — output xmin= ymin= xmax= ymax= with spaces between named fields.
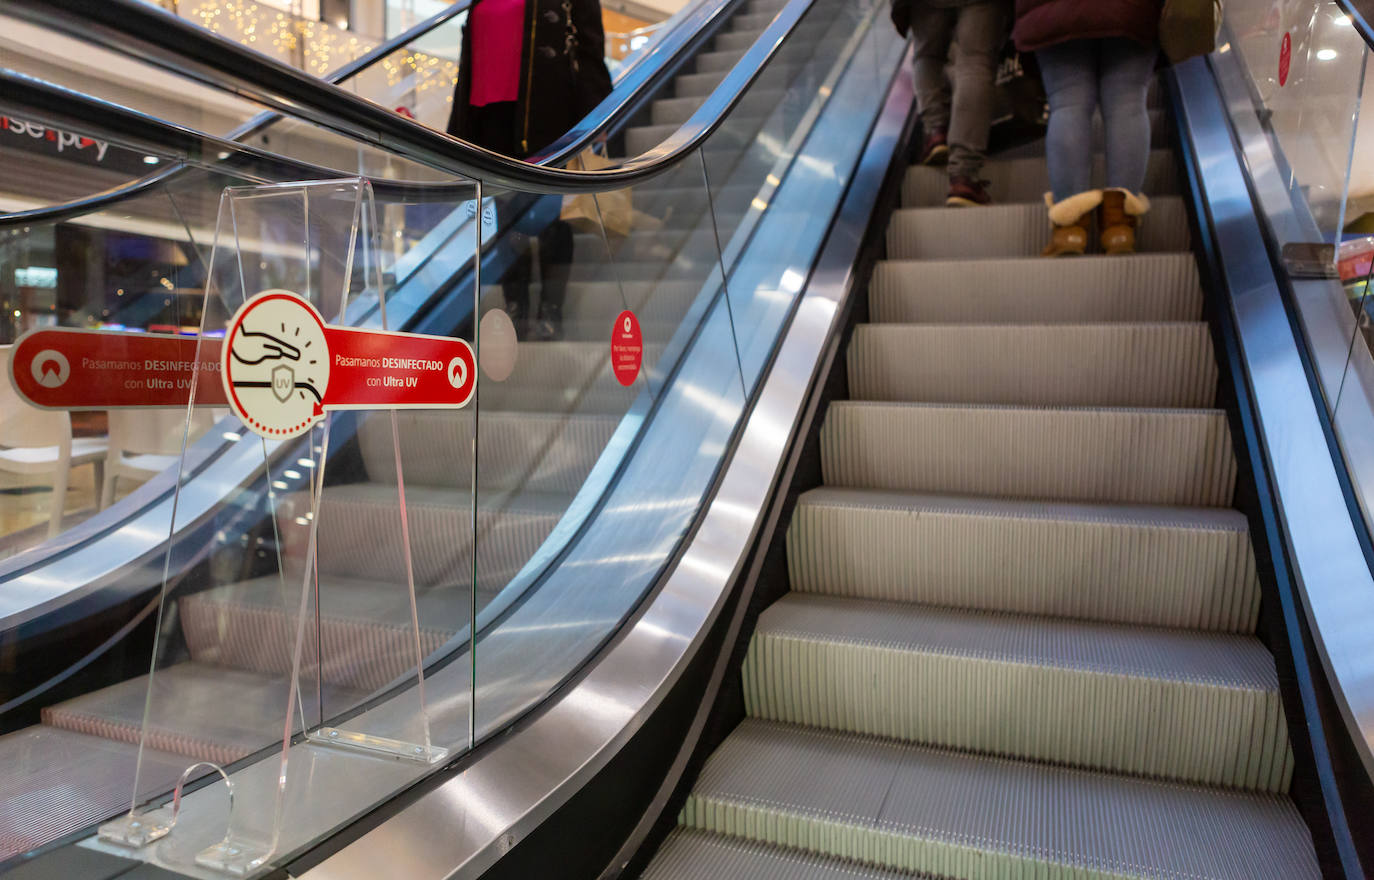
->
xmin=1097 ymin=37 xmax=1158 ymax=195
xmin=909 ymin=5 xmax=956 ymax=164
xmin=944 ymin=0 xmax=1007 ymax=195
xmin=1036 ymin=39 xmax=1099 ymax=201
xmin=1035 ymin=39 xmax=1102 ymax=254
xmin=1094 ymin=37 xmax=1157 ymax=254
xmin=533 ymin=219 xmax=573 ymax=341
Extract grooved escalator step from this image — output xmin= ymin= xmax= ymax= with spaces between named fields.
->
xmin=180 ymin=574 xmax=466 ymax=690
xmin=847 ymin=322 xmax=1217 ymax=408
xmin=820 ymin=402 xmax=1237 ymax=506
xmin=681 ymin=720 xmax=1320 ymax=879
xmin=356 ymin=409 xmax=619 ymax=494
xmin=42 ymin=663 xmax=367 ymax=766
xmin=902 ymin=149 xmax=1179 ymax=207
xmin=695 ymin=48 xmax=746 ymax=73
xmin=0 ymin=727 xmax=190 ymax=862
xmin=743 ymin=593 xmax=1292 ymax=791
xmin=886 ymin=196 xmax=1189 ymax=260
xmin=675 ymin=70 xmax=727 ymax=98
xmin=787 ymin=488 xmax=1260 ymax=632
xmin=275 ymin=484 xmax=571 ymax=591
xmin=643 ymin=829 xmax=929 ymax=879
xmin=715 ymin=28 xmax=765 ymax=53
xmin=870 ymin=253 xmax=1202 ymax=324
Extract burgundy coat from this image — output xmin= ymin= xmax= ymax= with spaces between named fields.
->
xmin=1013 ymin=0 xmax=1162 ymax=51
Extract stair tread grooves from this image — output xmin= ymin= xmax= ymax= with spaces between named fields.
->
xmin=831 ymin=399 xmax=1226 ymax=416
xmin=43 ymin=663 xmax=367 ymax=761
xmin=645 ymin=830 xmax=929 ymax=879
xmin=797 ymin=486 xmax=1250 ymax=530
xmin=309 ymin=482 xmax=573 ymax=514
xmin=686 ymin=721 xmax=1319 ymax=879
xmin=183 ymin=574 xmax=467 ymax=629
xmin=758 ymin=594 xmax=1277 ymax=689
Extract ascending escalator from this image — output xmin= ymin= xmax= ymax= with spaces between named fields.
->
xmin=641 ymin=89 xmax=1318 ymax=879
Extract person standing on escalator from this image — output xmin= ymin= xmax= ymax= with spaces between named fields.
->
xmin=448 ymin=0 xmax=613 ymax=340
xmin=1013 ymin=0 xmax=1161 ymax=256
xmin=890 ymin=0 xmax=1009 ymax=207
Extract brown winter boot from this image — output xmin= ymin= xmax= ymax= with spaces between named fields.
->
xmin=1099 ymin=188 xmax=1150 ymax=255
xmin=1042 ymin=190 xmax=1102 ymax=257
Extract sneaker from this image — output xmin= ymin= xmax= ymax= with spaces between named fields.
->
xmin=919 ymin=129 xmax=949 ymax=166
xmin=945 ymin=176 xmax=992 ymax=207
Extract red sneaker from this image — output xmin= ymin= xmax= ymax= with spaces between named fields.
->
xmin=946 ymin=176 xmax=992 ymax=207
xmin=919 ymin=130 xmax=949 ymax=166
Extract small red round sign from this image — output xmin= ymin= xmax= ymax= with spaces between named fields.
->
xmin=1279 ymin=31 xmax=1292 ymax=86
xmin=611 ymin=310 xmax=642 ymax=387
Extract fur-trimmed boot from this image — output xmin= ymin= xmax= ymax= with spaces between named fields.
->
xmin=1042 ymin=190 xmax=1102 ymax=257
xmin=1099 ymin=188 xmax=1150 ymax=255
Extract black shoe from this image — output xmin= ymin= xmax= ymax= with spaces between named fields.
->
xmin=532 ymin=302 xmax=563 ymax=342
xmin=504 ymin=298 xmax=529 ymax=340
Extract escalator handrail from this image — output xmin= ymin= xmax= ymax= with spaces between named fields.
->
xmin=1 ymin=0 xmax=811 ymax=194
xmin=0 ymin=0 xmax=475 ymax=228
xmin=1334 ymin=0 xmax=1374 ymax=55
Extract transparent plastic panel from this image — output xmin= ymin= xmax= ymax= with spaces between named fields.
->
xmin=470 ymin=153 xmax=745 ymax=739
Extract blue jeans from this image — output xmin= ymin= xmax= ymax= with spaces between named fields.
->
xmin=1035 ymin=38 xmax=1158 ymax=202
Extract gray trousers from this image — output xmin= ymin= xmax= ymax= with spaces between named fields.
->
xmin=908 ymin=0 xmax=1007 ymax=178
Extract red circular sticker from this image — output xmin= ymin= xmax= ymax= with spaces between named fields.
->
xmin=611 ymin=310 xmax=642 ymax=387
xmin=1279 ymin=31 xmax=1292 ymax=86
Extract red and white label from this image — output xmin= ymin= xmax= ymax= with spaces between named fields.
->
xmin=223 ymin=290 xmax=476 ymax=439
xmin=610 ymin=310 xmax=642 ymax=387
xmin=1279 ymin=31 xmax=1292 ymax=86
xmin=8 ymin=328 xmax=225 ymax=410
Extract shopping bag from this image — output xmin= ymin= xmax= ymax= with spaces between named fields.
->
xmin=561 ymin=149 xmax=634 ymax=238
xmin=1160 ymin=0 xmax=1223 ymax=64
xmin=996 ymin=42 xmax=1047 ymax=127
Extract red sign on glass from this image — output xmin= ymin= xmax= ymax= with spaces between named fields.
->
xmin=222 ymin=290 xmax=475 ymax=439
xmin=8 ymin=328 xmax=226 ymax=410
xmin=1279 ymin=31 xmax=1292 ymax=86
xmin=610 ymin=310 xmax=642 ymax=387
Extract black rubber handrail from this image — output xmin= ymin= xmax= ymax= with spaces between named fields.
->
xmin=0 ymin=0 xmax=811 ymax=193
xmin=0 ymin=0 xmax=474 ymax=228
xmin=1334 ymin=0 xmax=1374 ymax=55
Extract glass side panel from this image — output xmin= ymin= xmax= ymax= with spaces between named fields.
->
xmin=1215 ymin=0 xmax=1374 ymax=535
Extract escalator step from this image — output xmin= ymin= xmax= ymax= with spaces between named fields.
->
xmin=675 ymin=70 xmax=727 ymax=99
xmin=696 ymin=49 xmax=746 ymax=73
xmin=275 ymin=484 xmax=570 ymax=590
xmin=715 ymin=28 xmax=765 ymax=53
xmin=42 ymin=663 xmax=367 ymax=766
xmin=0 ymin=727 xmax=190 ymax=862
xmin=644 ymin=829 xmax=927 ymax=879
xmin=902 ymin=149 xmax=1179 ymax=208
xmin=476 ymin=340 xmax=665 ymax=413
xmin=356 ymin=410 xmax=619 ymax=494
xmin=180 ymin=574 xmax=464 ymax=691
xmin=787 ymin=488 xmax=1260 ymax=632
xmin=820 ymin=402 xmax=1237 ymax=506
xmin=848 ymin=323 xmax=1217 ymax=408
xmin=886 ymin=196 xmax=1189 ymax=260
xmin=743 ymin=593 xmax=1291 ymax=791
xmin=870 ymin=253 xmax=1202 ymax=324
xmin=681 ymin=720 xmax=1319 ymax=879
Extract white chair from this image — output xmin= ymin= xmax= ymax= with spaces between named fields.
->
xmin=0 ymin=346 xmax=107 ymax=538
xmin=100 ymin=407 xmax=220 ymax=509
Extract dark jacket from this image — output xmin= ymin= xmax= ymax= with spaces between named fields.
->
xmin=447 ymin=0 xmax=613 ymax=158
xmin=1012 ymin=0 xmax=1161 ymax=51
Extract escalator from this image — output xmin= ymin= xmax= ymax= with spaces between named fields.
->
xmin=2 ymin=0 xmax=1373 ymax=876
xmin=642 ymin=92 xmax=1316 ymax=879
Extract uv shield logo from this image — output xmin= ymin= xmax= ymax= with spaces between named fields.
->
xmin=222 ymin=290 xmax=476 ymax=440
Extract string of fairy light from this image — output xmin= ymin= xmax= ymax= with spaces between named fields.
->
xmin=158 ymin=0 xmax=458 ymax=95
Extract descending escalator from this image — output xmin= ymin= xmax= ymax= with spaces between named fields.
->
xmin=641 ymin=85 xmax=1320 ymax=880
